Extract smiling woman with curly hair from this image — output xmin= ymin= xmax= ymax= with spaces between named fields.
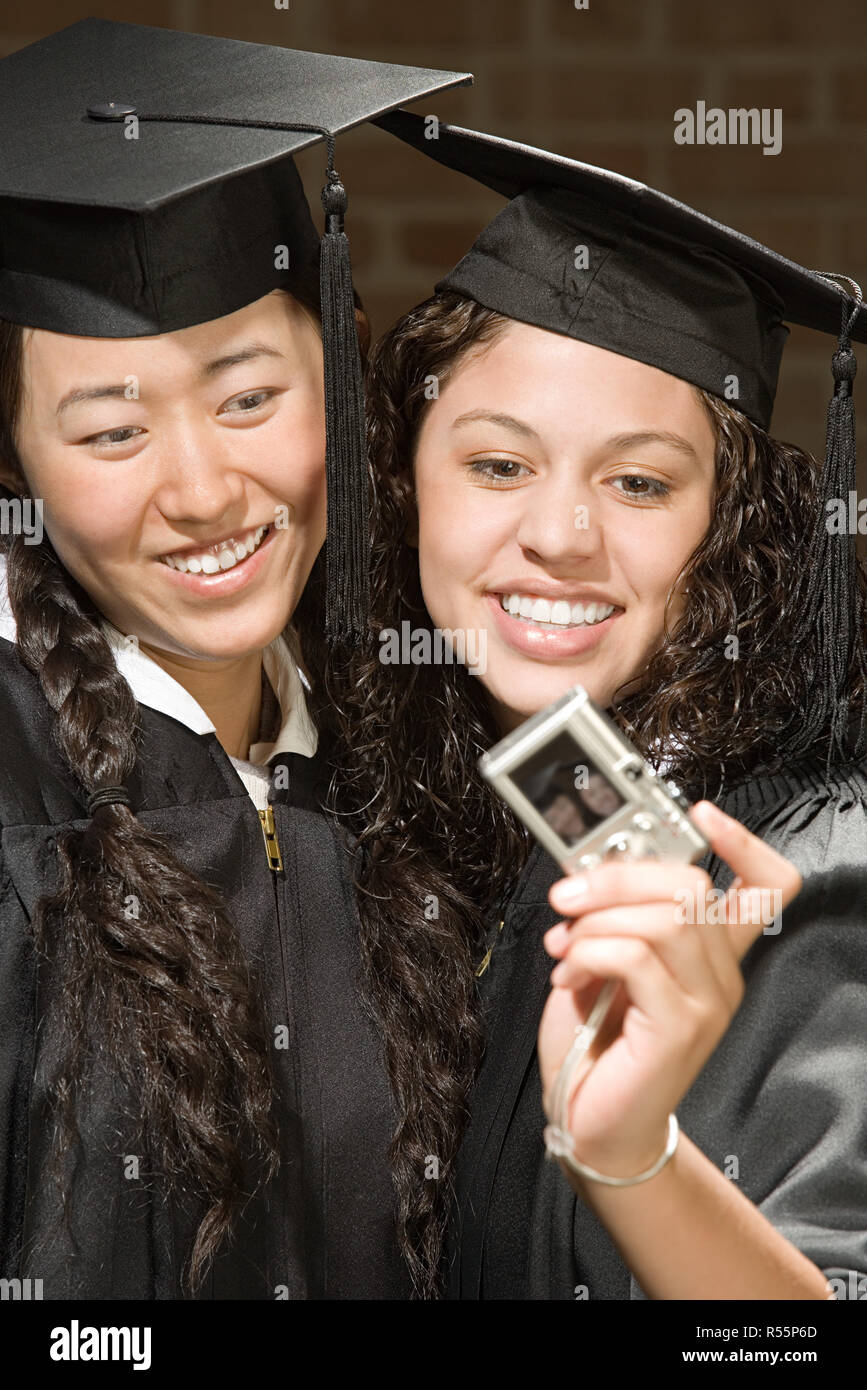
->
xmin=320 ymin=119 xmax=867 ymax=1301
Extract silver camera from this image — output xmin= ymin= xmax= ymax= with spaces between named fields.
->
xmin=479 ymin=684 xmax=709 ymax=872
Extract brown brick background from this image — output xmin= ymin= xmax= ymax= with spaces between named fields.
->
xmin=3 ymin=0 xmax=866 ymax=493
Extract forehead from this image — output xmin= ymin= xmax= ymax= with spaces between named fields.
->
xmin=20 ymin=292 xmax=310 ymax=394
xmin=433 ymin=321 xmax=716 ymax=437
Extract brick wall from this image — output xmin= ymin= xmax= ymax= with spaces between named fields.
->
xmin=3 ymin=0 xmax=866 ymax=484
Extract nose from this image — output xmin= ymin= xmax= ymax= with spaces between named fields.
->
xmin=514 ymin=466 xmax=602 ymax=567
xmin=150 ymin=416 xmax=247 ymax=526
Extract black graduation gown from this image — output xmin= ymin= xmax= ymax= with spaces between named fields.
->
xmin=0 ymin=633 xmax=411 ymax=1300
xmin=448 ymin=753 xmax=867 ymax=1300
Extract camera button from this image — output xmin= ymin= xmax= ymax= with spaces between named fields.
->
xmin=603 ymin=834 xmax=633 ymax=857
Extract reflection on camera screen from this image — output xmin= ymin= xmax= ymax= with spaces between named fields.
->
xmin=512 ymin=731 xmax=624 ymax=847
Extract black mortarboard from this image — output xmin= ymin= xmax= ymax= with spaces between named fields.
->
xmin=0 ymin=20 xmax=470 ymax=644
xmin=375 ymin=111 xmax=867 ymax=764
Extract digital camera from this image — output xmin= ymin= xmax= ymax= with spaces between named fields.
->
xmin=479 ymin=684 xmax=709 ymax=871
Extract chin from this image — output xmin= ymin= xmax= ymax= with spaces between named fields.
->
xmin=152 ymin=613 xmax=293 ymax=663
xmin=482 ymin=663 xmax=600 ymax=726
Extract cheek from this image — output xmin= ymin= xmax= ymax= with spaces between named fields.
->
xmin=25 ymin=456 xmax=142 ymax=560
xmin=665 ymin=497 xmax=712 ymax=606
xmin=262 ymin=398 xmax=327 ymax=521
xmin=416 ymin=471 xmax=454 ymax=593
xmin=617 ymin=499 xmax=710 ymax=611
xmin=287 ymin=446 xmax=326 ymax=518
xmin=416 ymin=472 xmax=511 ymax=590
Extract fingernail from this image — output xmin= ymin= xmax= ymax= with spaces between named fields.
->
xmin=550 ymin=875 xmax=588 ymax=908
xmin=550 ymin=963 xmax=593 ymax=990
xmin=544 ymin=923 xmax=570 ymax=954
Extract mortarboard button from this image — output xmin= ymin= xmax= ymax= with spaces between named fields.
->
xmin=86 ymin=103 xmax=138 ymax=121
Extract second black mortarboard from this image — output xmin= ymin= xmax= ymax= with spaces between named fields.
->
xmin=0 ymin=20 xmax=471 ymax=644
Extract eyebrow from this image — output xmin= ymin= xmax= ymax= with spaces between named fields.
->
xmin=451 ymin=409 xmax=541 ymax=440
xmin=603 ymin=430 xmax=699 ymax=460
xmin=55 ymin=342 xmax=287 ymax=418
xmin=450 ymin=413 xmax=698 ymax=460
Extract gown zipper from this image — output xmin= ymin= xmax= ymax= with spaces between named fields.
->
xmin=258 ymin=791 xmax=288 ymax=1297
xmin=259 ymin=804 xmax=284 ymax=872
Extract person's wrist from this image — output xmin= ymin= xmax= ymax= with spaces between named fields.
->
xmin=564 ymin=1120 xmax=673 ymax=1182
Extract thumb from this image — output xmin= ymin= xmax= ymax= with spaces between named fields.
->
xmin=689 ymin=800 xmax=803 ymax=959
xmin=690 ymin=801 xmax=802 ymax=906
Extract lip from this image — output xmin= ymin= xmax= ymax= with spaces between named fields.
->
xmin=485 ymin=591 xmax=622 ymax=658
xmin=155 ymin=524 xmax=278 ymax=598
xmin=492 ymin=580 xmax=621 ymax=606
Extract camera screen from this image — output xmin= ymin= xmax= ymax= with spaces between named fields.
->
xmin=511 ymin=731 xmax=625 ymax=847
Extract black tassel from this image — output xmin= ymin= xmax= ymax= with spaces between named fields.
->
xmin=321 ymin=162 xmax=369 ymax=647
xmin=792 ymin=284 xmax=866 ymax=769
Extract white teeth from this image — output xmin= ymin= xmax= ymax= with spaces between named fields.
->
xmin=161 ymin=524 xmax=269 ymax=575
xmin=500 ymin=593 xmax=616 ymax=628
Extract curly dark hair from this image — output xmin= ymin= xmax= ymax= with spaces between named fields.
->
xmin=0 ymin=274 xmax=337 ymax=1294
xmin=320 ymin=289 xmax=867 ymax=1298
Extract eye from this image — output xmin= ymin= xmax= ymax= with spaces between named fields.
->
xmin=83 ymin=426 xmax=144 ymax=447
xmin=467 ymin=457 xmax=531 ymax=484
xmin=610 ymin=473 xmax=670 ymax=500
xmin=220 ymin=389 xmax=278 ymax=415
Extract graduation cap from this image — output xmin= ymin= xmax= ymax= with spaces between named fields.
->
xmin=0 ymin=20 xmax=471 ymax=645
xmin=375 ymin=110 xmax=867 ymax=766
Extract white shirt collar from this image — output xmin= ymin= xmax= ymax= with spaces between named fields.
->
xmin=0 ymin=549 xmax=317 ymax=762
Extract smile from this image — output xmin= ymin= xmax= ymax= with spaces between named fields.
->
xmin=160 ymin=524 xmax=271 ymax=574
xmin=498 ymin=593 xmax=617 ymax=628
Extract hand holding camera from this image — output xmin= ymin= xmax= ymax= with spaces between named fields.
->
xmin=480 ymin=686 xmax=803 ymax=1187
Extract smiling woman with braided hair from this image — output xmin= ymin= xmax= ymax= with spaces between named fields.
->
xmin=0 ymin=21 xmax=471 ymax=1300
xmin=0 ymin=281 xmax=418 ymax=1299
xmin=0 ymin=325 xmax=278 ymax=1289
